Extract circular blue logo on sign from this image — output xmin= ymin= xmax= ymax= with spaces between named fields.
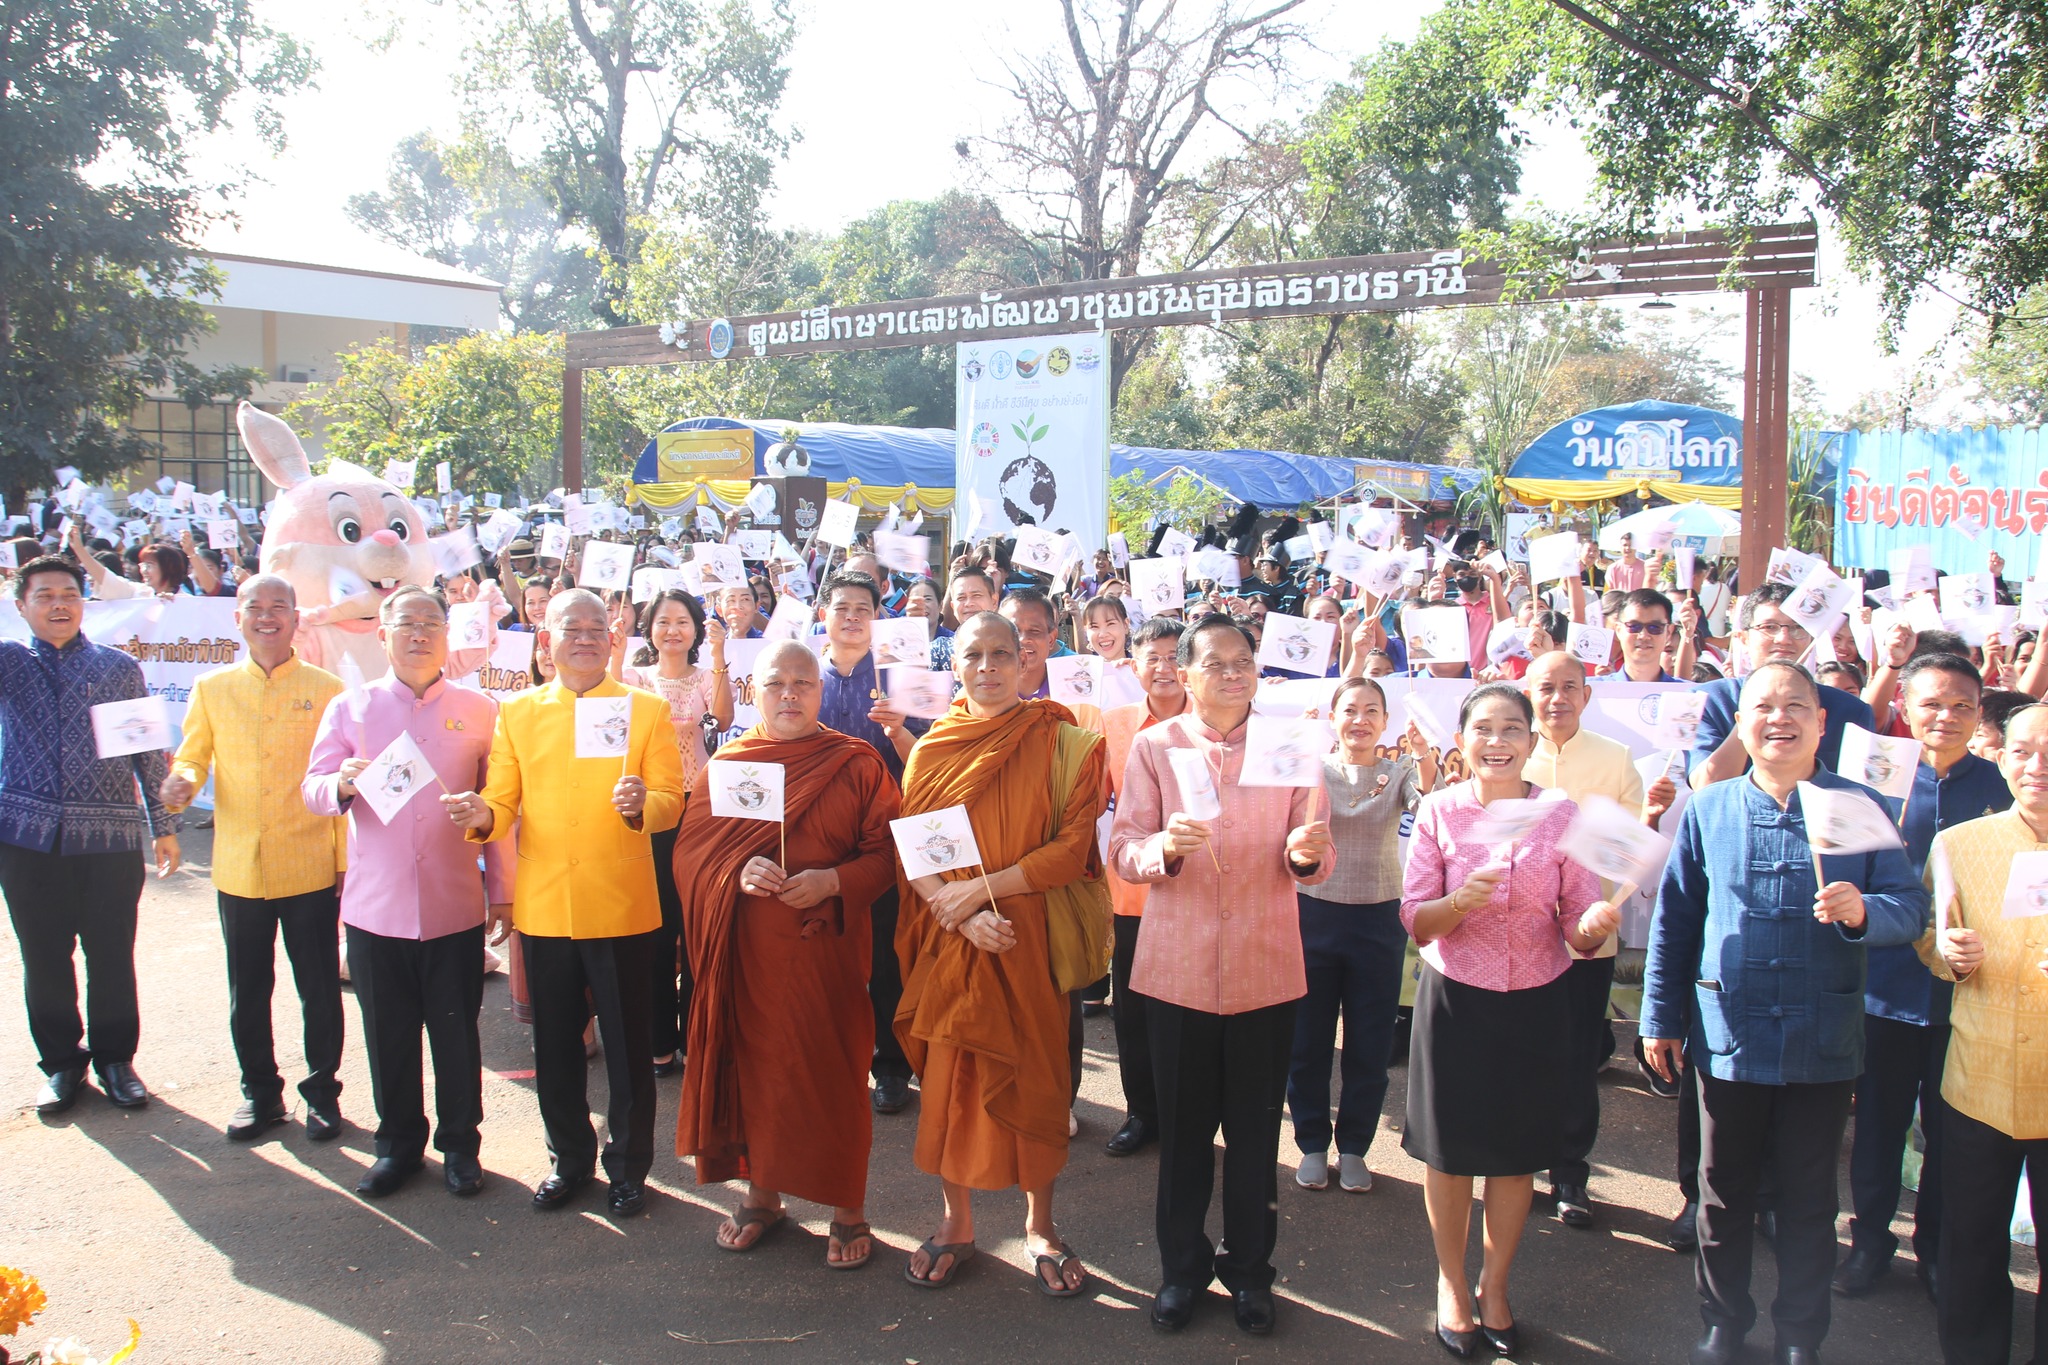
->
xmin=990 ymin=350 xmax=1013 ymax=380
xmin=707 ymin=318 xmax=734 ymax=359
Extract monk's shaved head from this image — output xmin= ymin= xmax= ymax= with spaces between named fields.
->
xmin=957 ymin=610 xmax=1019 ymax=649
xmin=755 ymin=640 xmax=820 ymax=682
xmin=545 ymin=587 xmax=607 ymax=632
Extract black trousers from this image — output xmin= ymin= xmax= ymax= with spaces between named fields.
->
xmin=1552 ymin=954 xmax=1617 ymax=1189
xmin=1150 ymin=997 xmax=1297 ymax=1293
xmin=1938 ymin=1106 xmax=2048 ymax=1365
xmin=1679 ymin=1052 xmax=1701 ymax=1202
xmin=869 ymin=886 xmax=910 ymax=1082
xmin=1848 ymin=1014 xmax=1948 ymax=1265
xmin=345 ymin=923 xmax=484 ymax=1161
xmin=219 ymin=887 xmax=344 ymax=1107
xmin=0 ymin=845 xmax=145 ymax=1073
xmin=1287 ymin=896 xmax=1404 ymax=1157
xmin=524 ymin=930 xmax=657 ymax=1184
xmin=1696 ymin=1073 xmax=1854 ymax=1349
xmin=1110 ymin=915 xmax=1156 ymax=1125
xmin=648 ymin=828 xmax=694 ymax=1062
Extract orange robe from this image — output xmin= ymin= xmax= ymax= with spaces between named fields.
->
xmin=894 ymin=699 xmax=1107 ymax=1192
xmin=675 ymin=725 xmax=899 ymax=1208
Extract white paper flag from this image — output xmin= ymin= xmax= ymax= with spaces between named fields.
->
xmin=1404 ymin=605 xmax=1471 ymax=666
xmin=538 ymin=522 xmax=571 ymax=563
xmin=1467 ymin=796 xmax=1560 ymax=849
xmin=382 ymin=460 xmax=417 ymax=492
xmin=447 ymin=599 xmax=491 ymax=652
xmin=1166 ymin=747 xmax=1223 ymax=820
xmin=1838 ymin=723 xmax=1922 ymax=801
xmin=869 ymin=616 xmax=931 ymax=669
xmin=1129 ymin=558 xmax=1185 ymax=614
xmin=1107 ymin=530 xmax=1130 ymax=568
xmin=1673 ymin=546 xmax=1697 ymax=588
xmin=706 ymin=759 xmax=785 ymax=822
xmin=693 ymin=541 xmax=747 ymax=589
xmin=579 ymin=539 xmax=634 ymax=592
xmin=743 ymin=481 xmax=778 ymax=517
xmin=89 ymin=695 xmax=172 ymax=759
xmin=816 ymin=499 xmax=859 ymax=547
xmin=891 ymin=805 xmax=984 ymax=878
xmin=886 ymin=666 xmax=955 ymax=719
xmin=1321 ymin=539 xmax=1371 ymax=586
xmin=1939 ymin=572 xmax=1997 ymax=620
xmin=574 ymin=695 xmax=633 ymax=759
xmin=1239 ymin=714 xmax=1333 ymax=788
xmin=1356 ymin=549 xmax=1408 ymax=601
xmin=2001 ymin=851 xmax=2048 ymax=920
xmin=1786 ymin=564 xmax=1857 ymax=637
xmin=477 ymin=509 xmax=522 ymax=556
xmin=1156 ymin=526 xmax=1198 ymax=560
xmin=430 ymin=527 xmax=481 ymax=578
xmin=1350 ymin=506 xmax=1400 ymax=549
xmin=1257 ymin=611 xmax=1337 ymax=676
xmin=1486 ymin=620 xmax=1533 ymax=667
xmin=205 ymin=520 xmax=239 ymax=550
xmin=1564 ymin=793 xmax=1673 ymax=886
xmin=435 ymin=461 xmax=453 ymax=495
xmin=1009 ymin=525 xmax=1064 ymax=575
xmin=734 ymin=530 xmax=774 ymax=562
xmin=696 ymin=503 xmax=725 ymax=536
xmin=1798 ymin=780 xmax=1904 ymax=856
xmin=1566 ymin=622 xmax=1616 ymax=668
xmin=762 ymin=593 xmax=813 ymax=642
xmin=352 ymin=729 xmax=438 ymax=824
xmin=2021 ymin=577 xmax=2048 ymax=631
xmin=1044 ymin=655 xmax=1103 ymax=709
xmin=1888 ymin=545 xmax=1936 ymax=597
xmin=1650 ymin=690 xmax=1709 ymax=750
xmin=875 ymin=529 xmax=931 ymax=574
xmin=1527 ymin=532 xmax=1582 ymax=586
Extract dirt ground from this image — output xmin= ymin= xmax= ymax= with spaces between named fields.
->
xmin=1 ymin=826 xmax=2031 ymax=1363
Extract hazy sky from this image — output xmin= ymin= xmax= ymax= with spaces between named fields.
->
xmin=186 ymin=0 xmax=1966 ymax=418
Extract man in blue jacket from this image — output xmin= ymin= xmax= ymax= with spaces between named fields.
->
xmin=1835 ymin=653 xmax=2009 ymax=1302
xmin=1688 ymin=583 xmax=1875 ymax=788
xmin=1643 ymin=661 xmax=1929 ymax=1365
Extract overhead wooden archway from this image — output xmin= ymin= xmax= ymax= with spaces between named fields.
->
xmin=562 ymin=222 xmax=1816 ymax=587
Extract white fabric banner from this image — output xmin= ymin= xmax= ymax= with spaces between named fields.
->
xmin=955 ymin=332 xmax=1111 ymax=554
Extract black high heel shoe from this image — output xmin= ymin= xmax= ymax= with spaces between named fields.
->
xmin=1473 ymin=1291 xmax=1519 ymax=1357
xmin=1436 ymin=1319 xmax=1481 ymax=1358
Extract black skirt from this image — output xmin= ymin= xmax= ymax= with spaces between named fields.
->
xmin=1401 ymin=960 xmax=1571 ymax=1177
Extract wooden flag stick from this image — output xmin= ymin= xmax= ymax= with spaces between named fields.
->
xmin=780 ymin=817 xmax=786 ymax=871
xmin=977 ymin=863 xmax=1002 ymax=917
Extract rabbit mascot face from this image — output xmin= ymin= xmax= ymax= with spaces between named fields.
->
xmin=237 ymin=402 xmax=436 ymax=680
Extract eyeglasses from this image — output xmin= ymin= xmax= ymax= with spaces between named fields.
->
xmin=1750 ymin=621 xmax=1810 ymax=639
xmin=1621 ymin=620 xmax=1670 ymax=636
xmin=387 ymin=619 xmax=447 ymax=637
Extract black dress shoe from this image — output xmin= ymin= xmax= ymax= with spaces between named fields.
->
xmin=872 ymin=1075 xmax=911 ymax=1114
xmin=651 ymin=1054 xmax=684 ymax=1077
xmin=95 ymin=1062 xmax=148 ymax=1108
xmin=226 ymin=1098 xmax=289 ymax=1141
xmin=1916 ymin=1257 xmax=1939 ymax=1302
xmin=1776 ymin=1345 xmax=1819 ymax=1365
xmin=1080 ymin=1000 xmax=1110 ymax=1018
xmin=1150 ymin=1284 xmax=1197 ymax=1333
xmin=355 ymin=1156 xmax=422 ymax=1198
xmin=305 ymin=1103 xmax=344 ymax=1142
xmin=1232 ymin=1288 xmax=1275 ymax=1335
xmin=35 ymin=1066 xmax=86 ymax=1116
xmin=607 ymin=1180 xmax=646 ymax=1216
xmin=1552 ymin=1180 xmax=1593 ymax=1227
xmin=444 ymin=1153 xmax=484 ymax=1197
xmin=1105 ymin=1116 xmax=1155 ymax=1157
xmin=1690 ymin=1325 xmax=1743 ymax=1365
xmin=1436 ymin=1321 xmax=1480 ymax=1358
xmin=1831 ymin=1244 xmax=1888 ymax=1297
xmin=1757 ymin=1209 xmax=1778 ymax=1246
xmin=532 ymin=1172 xmax=590 ymax=1210
xmin=1670 ymin=1201 xmax=1701 ymax=1252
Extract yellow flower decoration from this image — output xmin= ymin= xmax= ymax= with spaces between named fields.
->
xmin=0 ymin=1266 xmax=47 ymax=1337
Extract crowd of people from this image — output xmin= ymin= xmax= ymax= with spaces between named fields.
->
xmin=5 ymin=491 xmax=2048 ymax=1365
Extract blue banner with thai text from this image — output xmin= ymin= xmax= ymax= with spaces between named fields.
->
xmin=1833 ymin=425 xmax=2048 ymax=574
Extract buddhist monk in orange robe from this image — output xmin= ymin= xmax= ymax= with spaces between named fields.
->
xmin=895 ymin=612 xmax=1107 ymax=1295
xmin=675 ymin=642 xmax=900 ymax=1269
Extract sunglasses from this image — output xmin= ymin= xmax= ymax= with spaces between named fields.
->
xmin=1621 ymin=620 xmax=1671 ymax=636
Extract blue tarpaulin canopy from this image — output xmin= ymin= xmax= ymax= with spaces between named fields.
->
xmin=633 ymin=417 xmax=1475 ymax=507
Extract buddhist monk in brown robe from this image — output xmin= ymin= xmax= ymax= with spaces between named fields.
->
xmin=675 ymin=641 xmax=900 ymax=1268
xmin=895 ymin=612 xmax=1107 ymax=1295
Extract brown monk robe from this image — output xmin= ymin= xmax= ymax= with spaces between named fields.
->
xmin=895 ymin=611 xmax=1107 ymax=1294
xmin=676 ymin=641 xmax=900 ymax=1268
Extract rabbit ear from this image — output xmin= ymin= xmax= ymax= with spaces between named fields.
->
xmin=237 ymin=402 xmax=311 ymax=489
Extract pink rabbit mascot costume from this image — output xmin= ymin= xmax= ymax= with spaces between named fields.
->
xmin=236 ymin=401 xmax=440 ymax=681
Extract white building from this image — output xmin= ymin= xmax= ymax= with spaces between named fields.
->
xmin=129 ymin=220 xmax=502 ymax=503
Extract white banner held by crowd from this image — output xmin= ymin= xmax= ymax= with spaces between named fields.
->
xmin=954 ymin=331 xmax=1112 ymax=554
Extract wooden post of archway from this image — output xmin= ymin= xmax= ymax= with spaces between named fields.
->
xmin=562 ymin=224 xmax=1815 ymax=582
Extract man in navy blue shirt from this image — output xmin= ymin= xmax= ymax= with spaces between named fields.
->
xmin=1689 ymin=583 xmax=1875 ymax=788
xmin=1833 ymin=653 xmax=2010 ymax=1303
xmin=0 ymin=557 xmax=181 ymax=1115
xmin=815 ymin=570 xmax=928 ymax=1115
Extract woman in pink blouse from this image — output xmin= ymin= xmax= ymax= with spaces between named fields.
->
xmin=1400 ymin=683 xmax=1620 ymax=1358
xmin=615 ymin=587 xmax=732 ymax=1075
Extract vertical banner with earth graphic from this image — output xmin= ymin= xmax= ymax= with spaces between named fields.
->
xmin=954 ymin=332 xmax=1112 ymax=555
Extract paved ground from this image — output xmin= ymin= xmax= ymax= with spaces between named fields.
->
xmin=1 ymin=827 xmax=2032 ymax=1364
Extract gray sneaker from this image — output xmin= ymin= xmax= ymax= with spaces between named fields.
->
xmin=1295 ymin=1152 xmax=1330 ymax=1190
xmin=1337 ymin=1154 xmax=1373 ymax=1192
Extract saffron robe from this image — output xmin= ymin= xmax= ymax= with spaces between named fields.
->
xmin=675 ymin=724 xmax=899 ymax=1206
xmin=894 ymin=698 xmax=1107 ymax=1191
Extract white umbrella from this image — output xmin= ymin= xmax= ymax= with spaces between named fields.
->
xmin=1598 ymin=502 xmax=1740 ymax=558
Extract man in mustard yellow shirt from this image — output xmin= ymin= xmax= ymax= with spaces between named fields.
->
xmin=162 ymin=574 xmax=348 ymax=1143
xmin=1922 ymin=701 xmax=2048 ymax=1365
xmin=446 ymin=588 xmax=684 ymax=1218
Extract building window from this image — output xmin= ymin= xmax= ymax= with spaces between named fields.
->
xmin=125 ymin=400 xmax=269 ymax=507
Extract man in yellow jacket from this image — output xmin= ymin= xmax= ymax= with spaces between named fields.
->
xmin=445 ymin=588 xmax=684 ymax=1218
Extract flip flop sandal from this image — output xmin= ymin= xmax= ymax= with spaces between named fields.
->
xmin=1033 ymin=1241 xmax=1087 ymax=1298
xmin=826 ymin=1220 xmax=873 ymax=1271
xmin=715 ymin=1205 xmax=786 ymax=1253
xmin=903 ymin=1238 xmax=976 ymax=1289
